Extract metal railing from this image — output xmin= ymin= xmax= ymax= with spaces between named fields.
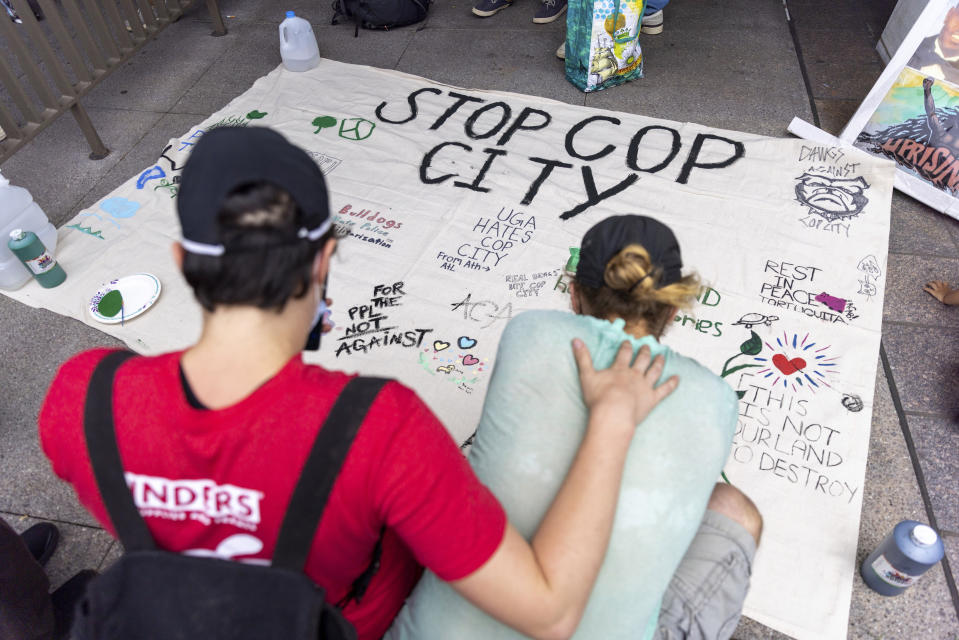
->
xmin=0 ymin=0 xmax=226 ymax=163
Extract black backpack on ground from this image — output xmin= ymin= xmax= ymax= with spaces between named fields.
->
xmin=72 ymin=350 xmax=389 ymax=640
xmin=331 ymin=0 xmax=429 ymax=36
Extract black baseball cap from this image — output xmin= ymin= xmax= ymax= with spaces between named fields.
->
xmin=576 ymin=215 xmax=683 ymax=289
xmin=176 ymin=126 xmax=331 ymax=256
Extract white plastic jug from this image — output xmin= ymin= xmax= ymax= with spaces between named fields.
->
xmin=279 ymin=11 xmax=320 ymax=72
xmin=0 ymin=170 xmax=58 ymax=290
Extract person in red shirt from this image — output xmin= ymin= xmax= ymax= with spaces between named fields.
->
xmin=39 ymin=126 xmax=677 ymax=640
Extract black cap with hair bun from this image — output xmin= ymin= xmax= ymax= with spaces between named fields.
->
xmin=576 ymin=215 xmax=683 ymax=289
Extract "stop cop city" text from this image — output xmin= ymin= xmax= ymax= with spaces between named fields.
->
xmin=375 ymin=88 xmax=746 ymax=220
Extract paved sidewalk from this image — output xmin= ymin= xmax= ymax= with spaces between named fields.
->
xmin=1 ymin=0 xmax=958 ymax=637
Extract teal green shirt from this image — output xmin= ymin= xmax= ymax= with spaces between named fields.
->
xmin=387 ymin=310 xmax=738 ymax=640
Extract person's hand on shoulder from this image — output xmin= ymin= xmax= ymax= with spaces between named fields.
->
xmin=572 ymin=339 xmax=678 ymax=431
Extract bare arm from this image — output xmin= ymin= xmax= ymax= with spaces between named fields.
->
xmin=449 ymin=341 xmax=678 ymax=640
xmin=924 ymin=77 xmax=947 ymax=145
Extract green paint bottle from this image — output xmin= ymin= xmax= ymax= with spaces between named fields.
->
xmin=8 ymin=228 xmax=66 ymax=288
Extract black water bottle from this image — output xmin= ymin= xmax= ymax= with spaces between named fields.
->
xmin=861 ymin=521 xmax=945 ymax=596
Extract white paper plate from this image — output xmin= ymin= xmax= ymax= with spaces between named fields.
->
xmin=88 ymin=273 xmax=161 ymax=324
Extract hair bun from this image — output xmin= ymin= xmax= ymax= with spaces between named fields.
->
xmin=604 ymin=244 xmax=656 ymax=294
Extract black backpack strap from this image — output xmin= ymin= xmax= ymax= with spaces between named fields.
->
xmin=331 ymin=0 xmax=360 ymax=35
xmin=83 ymin=350 xmax=156 ymax=551
xmin=272 ymin=377 xmax=389 ymax=571
xmin=337 ymin=525 xmax=385 ymax=607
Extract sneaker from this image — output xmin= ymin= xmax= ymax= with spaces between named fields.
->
xmin=641 ymin=9 xmax=663 ymax=34
xmin=472 ymin=0 xmax=512 ymax=18
xmin=21 ymin=522 xmax=59 ymax=567
xmin=533 ymin=0 xmax=566 ymax=24
xmin=555 ymin=41 xmax=565 ymax=59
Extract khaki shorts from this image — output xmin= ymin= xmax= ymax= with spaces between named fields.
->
xmin=654 ymin=509 xmax=757 ymax=640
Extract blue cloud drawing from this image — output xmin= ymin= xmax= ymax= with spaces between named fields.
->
xmin=100 ymin=197 xmax=141 ymax=219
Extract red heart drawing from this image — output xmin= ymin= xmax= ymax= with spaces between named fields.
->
xmin=462 ymin=355 xmax=479 ymax=366
xmin=772 ymin=354 xmax=806 ymax=375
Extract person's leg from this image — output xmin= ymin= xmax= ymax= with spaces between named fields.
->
xmin=26 ymin=0 xmax=43 ymax=20
xmin=50 ymin=569 xmax=98 ymax=638
xmin=654 ymin=483 xmax=761 ymax=640
xmin=705 ymin=482 xmax=763 ymax=545
xmin=644 ymin=0 xmax=668 ymax=14
xmin=0 ymin=518 xmax=56 ymax=640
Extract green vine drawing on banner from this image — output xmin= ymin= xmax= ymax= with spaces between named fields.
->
xmin=720 ymin=330 xmax=763 ymax=399
xmin=716 ymin=330 xmax=764 ymax=486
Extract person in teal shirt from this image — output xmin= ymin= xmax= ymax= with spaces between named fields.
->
xmin=388 ymin=215 xmax=762 ymax=640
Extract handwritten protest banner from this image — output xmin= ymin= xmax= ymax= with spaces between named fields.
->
xmin=3 ymin=60 xmax=895 ymax=639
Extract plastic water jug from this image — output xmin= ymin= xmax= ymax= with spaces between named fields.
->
xmin=279 ymin=11 xmax=320 ymax=72
xmin=0 ymin=170 xmax=58 ymax=290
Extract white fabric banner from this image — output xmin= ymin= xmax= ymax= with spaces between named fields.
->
xmin=4 ymin=60 xmax=895 ymax=640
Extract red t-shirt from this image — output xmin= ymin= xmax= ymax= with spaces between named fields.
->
xmin=39 ymin=349 xmax=506 ymax=639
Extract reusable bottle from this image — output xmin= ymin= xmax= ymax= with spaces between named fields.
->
xmin=0 ymin=170 xmax=58 ymax=290
xmin=861 ymin=520 xmax=945 ymax=596
xmin=279 ymin=11 xmax=320 ymax=72
xmin=8 ymin=228 xmax=66 ymax=288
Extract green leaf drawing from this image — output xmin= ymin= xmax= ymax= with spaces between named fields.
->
xmin=736 ymin=390 xmax=746 ymax=399
xmin=565 ymin=247 xmax=581 ymax=272
xmin=246 ymin=110 xmax=268 ymax=120
xmin=98 ymin=290 xmax=124 ymax=318
xmin=720 ymin=330 xmax=763 ymax=378
xmin=312 ymin=115 xmax=337 ymax=134
xmin=739 ymin=330 xmax=762 ymax=355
